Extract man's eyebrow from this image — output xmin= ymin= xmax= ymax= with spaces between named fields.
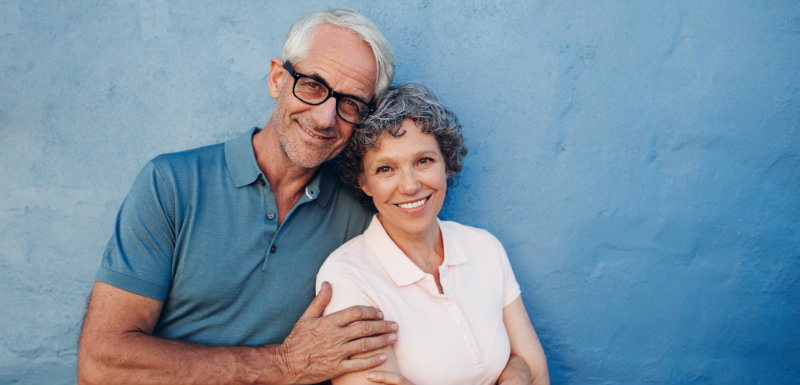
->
xmin=303 ymin=70 xmax=330 ymax=87
xmin=304 ymin=70 xmax=370 ymax=102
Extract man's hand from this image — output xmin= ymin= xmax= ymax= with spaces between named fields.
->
xmin=275 ymin=282 xmax=399 ymax=384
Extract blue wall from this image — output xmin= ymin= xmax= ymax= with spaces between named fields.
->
xmin=2 ymin=1 xmax=798 ymax=384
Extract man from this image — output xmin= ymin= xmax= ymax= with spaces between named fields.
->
xmin=79 ymin=8 xmax=397 ymax=385
xmin=78 ymin=8 xmax=532 ymax=385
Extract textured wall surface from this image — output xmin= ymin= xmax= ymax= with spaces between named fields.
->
xmin=2 ymin=1 xmax=798 ymax=384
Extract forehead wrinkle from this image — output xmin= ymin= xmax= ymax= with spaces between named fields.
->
xmin=299 ymin=26 xmax=376 ymax=101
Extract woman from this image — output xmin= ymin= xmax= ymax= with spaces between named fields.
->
xmin=316 ymin=84 xmax=549 ymax=385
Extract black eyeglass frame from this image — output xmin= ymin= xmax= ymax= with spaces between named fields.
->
xmin=282 ymin=61 xmax=374 ymax=124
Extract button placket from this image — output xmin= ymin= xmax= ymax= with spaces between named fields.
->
xmin=445 ymin=299 xmax=484 ymax=365
xmin=259 ymin=175 xmax=280 ymax=271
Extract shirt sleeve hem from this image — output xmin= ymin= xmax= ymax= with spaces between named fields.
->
xmin=95 ymin=267 xmax=168 ymax=301
xmin=503 ymin=287 xmax=522 ymax=308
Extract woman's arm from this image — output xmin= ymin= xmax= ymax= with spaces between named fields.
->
xmin=502 ymin=296 xmax=550 ymax=385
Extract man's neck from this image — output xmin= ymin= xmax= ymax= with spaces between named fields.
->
xmin=252 ymin=123 xmax=319 ymax=226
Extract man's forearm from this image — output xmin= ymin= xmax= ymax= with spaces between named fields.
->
xmin=78 ymin=281 xmax=396 ymax=385
xmin=78 ymin=331 xmax=291 ymax=385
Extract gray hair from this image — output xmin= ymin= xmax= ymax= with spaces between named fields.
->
xmin=338 ymin=83 xmax=468 ymax=204
xmin=282 ymin=8 xmax=395 ymax=97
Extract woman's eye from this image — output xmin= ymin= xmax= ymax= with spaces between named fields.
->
xmin=376 ymin=166 xmax=391 ymax=173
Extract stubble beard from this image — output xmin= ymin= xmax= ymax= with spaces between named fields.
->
xmin=273 ymin=111 xmax=335 ymax=170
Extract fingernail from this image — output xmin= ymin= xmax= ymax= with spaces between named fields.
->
xmin=367 ymin=372 xmax=377 ymax=379
xmin=391 ymin=323 xmax=398 ymax=331
xmin=377 ymin=311 xmax=384 ymax=319
xmin=389 ymin=333 xmax=397 ymax=341
xmin=379 ymin=353 xmax=388 ymax=361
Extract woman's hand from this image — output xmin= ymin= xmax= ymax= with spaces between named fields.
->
xmin=496 ymin=355 xmax=532 ymax=385
xmin=366 ymin=371 xmax=415 ymax=385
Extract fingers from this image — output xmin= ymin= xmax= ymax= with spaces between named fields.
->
xmin=330 ymin=304 xmax=385 ymax=326
xmin=366 ymin=371 xmax=415 ymax=385
xmin=300 ymin=281 xmax=332 ymax=319
xmin=336 ymin=352 xmax=389 ymax=374
xmin=342 ymin=330 xmax=397 ymax=356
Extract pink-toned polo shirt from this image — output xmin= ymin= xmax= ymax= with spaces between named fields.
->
xmin=316 ymin=215 xmax=521 ymax=385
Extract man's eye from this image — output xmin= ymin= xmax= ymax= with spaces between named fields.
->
xmin=376 ymin=166 xmax=391 ymax=173
xmin=299 ymin=78 xmax=323 ymax=91
xmin=419 ymin=157 xmax=434 ymax=164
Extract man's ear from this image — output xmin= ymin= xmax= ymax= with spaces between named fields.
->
xmin=267 ymin=57 xmax=286 ymax=99
xmin=359 ymin=175 xmax=373 ymax=197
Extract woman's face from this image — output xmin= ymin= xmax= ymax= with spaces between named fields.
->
xmin=359 ymin=119 xmax=447 ymax=239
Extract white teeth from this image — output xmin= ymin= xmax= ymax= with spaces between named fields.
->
xmin=398 ymin=198 xmax=427 ymax=209
xmin=302 ymin=126 xmax=330 ymax=140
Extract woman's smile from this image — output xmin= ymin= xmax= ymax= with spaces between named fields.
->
xmin=359 ymin=119 xmax=448 ymax=240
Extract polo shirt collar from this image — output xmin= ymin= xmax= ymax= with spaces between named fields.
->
xmin=224 ymin=127 xmax=335 ymax=208
xmin=364 ymin=215 xmax=469 ymax=287
xmin=225 ymin=127 xmax=263 ymax=188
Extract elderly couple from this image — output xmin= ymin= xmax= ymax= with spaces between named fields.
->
xmin=78 ymin=8 xmax=548 ymax=385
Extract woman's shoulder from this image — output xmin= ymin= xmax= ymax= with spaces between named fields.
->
xmin=440 ymin=219 xmax=503 ymax=246
xmin=318 ymin=232 xmax=385 ymax=281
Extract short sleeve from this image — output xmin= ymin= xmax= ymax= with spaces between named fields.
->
xmin=492 ymin=235 xmax=521 ymax=307
xmin=316 ymin=259 xmax=377 ymax=316
xmin=95 ymin=159 xmax=176 ymax=301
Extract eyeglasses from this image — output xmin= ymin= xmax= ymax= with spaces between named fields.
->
xmin=282 ymin=61 xmax=374 ymax=124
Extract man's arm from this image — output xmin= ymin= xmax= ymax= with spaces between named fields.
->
xmin=78 ymin=281 xmax=398 ymax=385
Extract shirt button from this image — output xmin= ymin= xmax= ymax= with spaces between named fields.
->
xmin=259 ymin=178 xmax=266 ymax=186
xmin=270 ymin=245 xmax=277 ymax=253
xmin=266 ymin=212 xmax=275 ymax=220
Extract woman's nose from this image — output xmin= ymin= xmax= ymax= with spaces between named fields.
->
xmin=398 ymin=169 xmax=421 ymax=194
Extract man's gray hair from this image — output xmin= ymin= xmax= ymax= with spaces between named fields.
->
xmin=282 ymin=8 xmax=395 ymax=97
xmin=338 ymin=83 xmax=468 ymax=206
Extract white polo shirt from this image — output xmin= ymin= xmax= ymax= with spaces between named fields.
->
xmin=317 ymin=215 xmax=521 ymax=385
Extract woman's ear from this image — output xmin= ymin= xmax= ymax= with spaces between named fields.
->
xmin=359 ymin=175 xmax=373 ymax=197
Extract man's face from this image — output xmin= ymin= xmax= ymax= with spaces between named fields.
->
xmin=269 ymin=24 xmax=377 ymax=169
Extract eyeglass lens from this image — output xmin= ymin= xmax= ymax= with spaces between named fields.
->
xmin=293 ymin=77 xmax=369 ymax=124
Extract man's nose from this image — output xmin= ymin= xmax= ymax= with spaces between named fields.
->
xmin=309 ymin=97 xmax=338 ymax=130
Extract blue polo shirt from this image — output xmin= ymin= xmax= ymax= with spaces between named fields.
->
xmin=96 ymin=127 xmax=373 ymax=346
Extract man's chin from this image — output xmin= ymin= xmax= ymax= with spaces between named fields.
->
xmin=287 ymin=151 xmax=330 ymax=169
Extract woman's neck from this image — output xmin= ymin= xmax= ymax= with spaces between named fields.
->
xmin=378 ymin=215 xmax=445 ymax=277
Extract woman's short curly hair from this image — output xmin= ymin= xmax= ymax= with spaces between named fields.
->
xmin=337 ymin=83 xmax=468 ymax=204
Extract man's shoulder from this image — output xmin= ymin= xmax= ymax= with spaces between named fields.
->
xmin=150 ymin=141 xmax=226 ymax=171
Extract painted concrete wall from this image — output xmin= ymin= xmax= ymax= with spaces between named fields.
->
xmin=2 ymin=1 xmax=798 ymax=384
